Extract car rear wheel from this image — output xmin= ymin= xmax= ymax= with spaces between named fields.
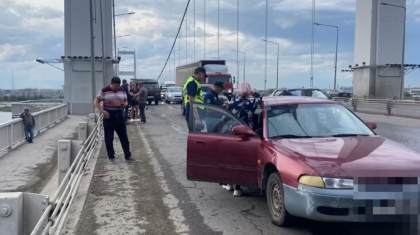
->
xmin=266 ymin=172 xmax=294 ymax=227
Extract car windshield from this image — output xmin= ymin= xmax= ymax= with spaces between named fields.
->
xmin=161 ymin=88 xmax=168 ymax=92
xmin=144 ymin=83 xmax=159 ymax=89
xmin=208 ymin=76 xmax=232 ymax=83
xmin=289 ymin=89 xmax=328 ymax=99
xmin=165 ymin=84 xmax=176 ymax=87
xmin=267 ymin=104 xmax=375 ymax=138
xmin=168 ymin=87 xmax=182 ymax=92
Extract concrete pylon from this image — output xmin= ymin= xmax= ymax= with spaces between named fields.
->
xmin=353 ymin=0 xmax=406 ymax=99
xmin=63 ymin=0 xmax=114 ymax=114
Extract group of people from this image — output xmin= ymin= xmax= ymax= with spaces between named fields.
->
xmin=121 ymin=79 xmax=147 ymax=124
xmin=183 ymin=66 xmax=262 ymax=197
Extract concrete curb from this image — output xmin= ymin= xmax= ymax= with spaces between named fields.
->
xmin=60 ymin=134 xmax=104 ymax=235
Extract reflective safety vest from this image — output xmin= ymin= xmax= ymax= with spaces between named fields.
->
xmin=183 ymin=77 xmax=203 ymax=106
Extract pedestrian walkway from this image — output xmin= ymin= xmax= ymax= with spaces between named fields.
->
xmin=63 ymin=122 xmax=179 ymax=235
xmin=0 ymin=115 xmax=86 ymax=195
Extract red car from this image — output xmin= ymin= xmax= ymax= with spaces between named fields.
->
xmin=186 ymin=96 xmax=420 ymax=226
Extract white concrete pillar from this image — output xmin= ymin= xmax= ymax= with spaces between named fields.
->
xmin=58 ymin=140 xmax=71 ymax=186
xmin=78 ymin=122 xmax=88 ymax=141
xmin=64 ymin=0 xmax=114 ymax=115
xmin=0 ymin=193 xmax=23 ymax=235
xmin=353 ymin=0 xmax=406 ymax=99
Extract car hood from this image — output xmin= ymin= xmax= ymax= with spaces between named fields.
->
xmin=273 ymin=136 xmax=420 ymax=178
xmin=167 ymin=92 xmax=182 ymax=96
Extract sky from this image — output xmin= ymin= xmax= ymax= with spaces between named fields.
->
xmin=1 ymin=0 xmax=420 ymax=90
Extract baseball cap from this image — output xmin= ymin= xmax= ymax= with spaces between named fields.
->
xmin=194 ymin=67 xmax=208 ymax=77
xmin=214 ymin=81 xmax=225 ymax=89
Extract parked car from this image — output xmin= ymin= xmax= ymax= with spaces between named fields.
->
xmin=186 ymin=96 xmax=420 ymax=226
xmin=131 ymin=79 xmax=161 ymax=105
xmin=270 ymin=87 xmax=328 ymax=99
xmin=325 ymin=89 xmax=352 ymax=101
xmin=165 ymin=87 xmax=183 ymax=104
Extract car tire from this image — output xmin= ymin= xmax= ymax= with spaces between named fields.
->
xmin=266 ymin=172 xmax=294 ymax=227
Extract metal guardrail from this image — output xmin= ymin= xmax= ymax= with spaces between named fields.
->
xmin=31 ymin=114 xmax=103 ymax=235
xmin=333 ymin=97 xmax=420 ymax=116
xmin=0 ymin=104 xmax=69 ymax=152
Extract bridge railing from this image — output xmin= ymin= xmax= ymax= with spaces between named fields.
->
xmin=333 ymin=97 xmax=420 ymax=118
xmin=0 ymin=104 xmax=69 ymax=152
xmin=31 ymin=113 xmax=103 ymax=235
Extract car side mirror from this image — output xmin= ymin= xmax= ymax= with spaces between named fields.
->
xmin=232 ymin=125 xmax=257 ymax=137
xmin=365 ymin=121 xmax=377 ymax=130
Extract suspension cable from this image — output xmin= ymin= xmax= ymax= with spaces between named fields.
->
xmin=157 ymin=0 xmax=191 ymax=81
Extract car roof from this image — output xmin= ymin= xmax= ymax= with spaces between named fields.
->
xmin=262 ymin=96 xmax=336 ymax=106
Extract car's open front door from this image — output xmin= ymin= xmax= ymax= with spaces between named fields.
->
xmin=186 ymin=102 xmax=260 ymax=186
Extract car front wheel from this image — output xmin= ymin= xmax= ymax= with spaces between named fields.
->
xmin=266 ymin=172 xmax=294 ymax=227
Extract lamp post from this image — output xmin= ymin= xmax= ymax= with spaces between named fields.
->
xmin=114 ymin=12 xmax=135 ymax=17
xmin=218 ymin=0 xmax=220 ymax=59
xmin=112 ymin=8 xmax=135 ymax=59
xmin=89 ymin=0 xmax=96 ymax=113
xmin=262 ymin=39 xmax=279 ymax=88
xmin=113 ymin=35 xmax=130 ymax=38
xmin=232 ymin=50 xmax=245 ymax=82
xmin=231 ymin=59 xmax=241 ymax=88
xmin=264 ymin=0 xmax=268 ymax=91
xmin=380 ymin=3 xmax=406 ymax=100
xmin=236 ymin=0 xmax=239 ymax=87
xmin=314 ymin=23 xmax=339 ymax=90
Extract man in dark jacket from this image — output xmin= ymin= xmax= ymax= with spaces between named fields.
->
xmin=20 ymin=109 xmax=35 ymax=143
xmin=121 ymin=79 xmax=131 ymax=123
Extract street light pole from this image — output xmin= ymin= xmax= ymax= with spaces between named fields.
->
xmin=204 ymin=0 xmax=206 ymax=59
xmin=237 ymin=0 xmax=239 ymax=88
xmin=380 ymin=3 xmax=406 ymax=100
xmin=262 ymin=39 xmax=279 ymax=88
xmin=89 ymin=0 xmax=96 ymax=113
xmin=264 ymin=0 xmax=268 ymax=91
xmin=112 ymin=0 xmax=116 ymax=59
xmin=314 ymin=23 xmax=339 ymax=90
xmin=218 ymin=0 xmax=220 ymax=59
xmin=232 ymin=50 xmax=245 ymax=82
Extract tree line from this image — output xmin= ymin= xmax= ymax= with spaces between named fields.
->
xmin=0 ymin=95 xmax=64 ymax=102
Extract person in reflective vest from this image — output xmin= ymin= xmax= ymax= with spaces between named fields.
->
xmin=183 ymin=67 xmax=207 ymax=124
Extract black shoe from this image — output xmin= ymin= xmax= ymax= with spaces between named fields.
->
xmin=125 ymin=157 xmax=138 ymax=163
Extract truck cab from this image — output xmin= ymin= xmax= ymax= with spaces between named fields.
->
xmin=203 ymin=64 xmax=234 ymax=100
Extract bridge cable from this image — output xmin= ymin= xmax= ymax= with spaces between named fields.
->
xmin=157 ymin=0 xmax=191 ymax=81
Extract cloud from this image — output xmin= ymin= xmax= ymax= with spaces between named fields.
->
xmin=2 ymin=0 xmax=420 ymax=90
xmin=274 ymin=18 xmax=296 ymax=29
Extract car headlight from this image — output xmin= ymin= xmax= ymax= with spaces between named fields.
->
xmin=323 ymin=178 xmax=353 ymax=189
xmin=168 ymin=95 xmax=173 ymax=98
xmin=299 ymin=176 xmax=353 ymax=189
xmin=228 ymin=89 xmax=232 ymax=93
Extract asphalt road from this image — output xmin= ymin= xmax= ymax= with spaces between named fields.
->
xmin=127 ymin=103 xmax=420 ymax=235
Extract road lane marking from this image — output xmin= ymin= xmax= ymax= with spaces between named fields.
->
xmin=135 ymin=124 xmax=190 ymax=234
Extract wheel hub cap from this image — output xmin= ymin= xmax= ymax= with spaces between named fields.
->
xmin=272 ymin=184 xmax=283 ymax=217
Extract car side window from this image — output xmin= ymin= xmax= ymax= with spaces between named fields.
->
xmin=191 ymin=103 xmax=243 ymax=135
xmin=274 ymin=90 xmax=282 ymax=96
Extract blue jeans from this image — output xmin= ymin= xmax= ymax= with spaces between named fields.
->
xmin=24 ymin=126 xmax=34 ymax=142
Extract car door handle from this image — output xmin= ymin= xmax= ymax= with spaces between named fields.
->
xmin=194 ymin=140 xmax=207 ymax=145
